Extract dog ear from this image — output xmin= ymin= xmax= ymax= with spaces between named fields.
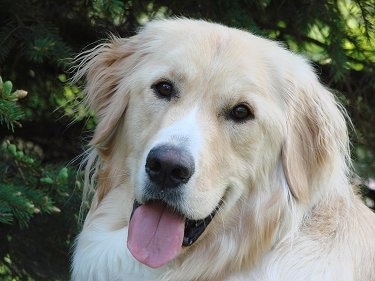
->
xmin=281 ymin=64 xmax=349 ymax=202
xmin=73 ymin=36 xmax=139 ymax=148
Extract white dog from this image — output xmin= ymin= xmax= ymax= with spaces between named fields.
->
xmin=72 ymin=18 xmax=375 ymax=281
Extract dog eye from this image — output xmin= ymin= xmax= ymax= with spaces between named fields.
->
xmin=152 ymin=81 xmax=175 ymax=99
xmin=230 ymin=103 xmax=254 ymax=122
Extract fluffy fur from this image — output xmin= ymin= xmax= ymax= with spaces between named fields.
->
xmin=72 ymin=19 xmax=375 ymax=281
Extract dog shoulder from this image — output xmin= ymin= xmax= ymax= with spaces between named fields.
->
xmin=243 ymin=196 xmax=375 ymax=281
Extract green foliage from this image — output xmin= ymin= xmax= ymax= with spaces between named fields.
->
xmin=0 ymin=142 xmax=80 ymax=279
xmin=91 ymin=0 xmax=127 ymax=25
xmin=0 ymin=139 xmax=71 ymax=228
xmin=0 ymin=78 xmax=81 ymax=279
xmin=0 ymin=76 xmax=26 ymax=131
xmin=0 ymin=10 xmax=72 ymax=66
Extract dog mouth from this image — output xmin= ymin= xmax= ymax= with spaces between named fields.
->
xmin=182 ymin=204 xmax=220 ymax=246
xmin=127 ymin=200 xmax=220 ymax=268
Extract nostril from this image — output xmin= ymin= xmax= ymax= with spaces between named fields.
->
xmin=146 ymin=158 xmax=161 ymax=172
xmin=171 ymin=166 xmax=191 ymax=183
xmin=145 ymin=157 xmax=162 ymax=179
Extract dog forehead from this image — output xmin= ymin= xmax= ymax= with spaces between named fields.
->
xmin=139 ymin=20 xmax=264 ymax=69
xmin=137 ymin=22 xmax=279 ymax=97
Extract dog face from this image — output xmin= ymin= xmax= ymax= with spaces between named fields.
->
xmin=76 ymin=19 xmax=348 ymax=270
xmin=96 ymin=22 xmax=288 ymax=216
xmin=126 ymin=38 xmax=286 ymax=218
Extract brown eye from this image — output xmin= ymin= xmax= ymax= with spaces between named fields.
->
xmin=152 ymin=81 xmax=175 ymax=99
xmin=230 ymin=103 xmax=254 ymax=122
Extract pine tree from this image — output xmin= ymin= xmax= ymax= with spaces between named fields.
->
xmin=0 ymin=76 xmax=66 ymax=227
xmin=0 ymin=77 xmax=81 ymax=280
xmin=0 ymin=77 xmax=26 ymax=132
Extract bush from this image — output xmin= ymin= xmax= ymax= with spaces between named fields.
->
xmin=0 ymin=76 xmax=81 ymax=280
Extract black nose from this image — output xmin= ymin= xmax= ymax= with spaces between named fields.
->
xmin=145 ymin=145 xmax=195 ymax=189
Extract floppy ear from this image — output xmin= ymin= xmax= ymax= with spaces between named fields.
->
xmin=281 ymin=65 xmax=349 ymax=202
xmin=73 ymin=36 xmax=140 ymax=148
xmin=73 ymin=36 xmax=145 ymax=203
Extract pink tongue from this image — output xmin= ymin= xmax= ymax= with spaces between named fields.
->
xmin=127 ymin=201 xmax=185 ymax=268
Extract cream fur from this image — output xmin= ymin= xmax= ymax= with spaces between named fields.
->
xmin=71 ymin=18 xmax=375 ymax=281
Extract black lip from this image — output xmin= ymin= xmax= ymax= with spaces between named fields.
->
xmin=182 ymin=203 xmax=220 ymax=246
xmin=130 ymin=200 xmax=220 ymax=247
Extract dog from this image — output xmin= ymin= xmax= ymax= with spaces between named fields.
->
xmin=71 ymin=18 xmax=375 ymax=281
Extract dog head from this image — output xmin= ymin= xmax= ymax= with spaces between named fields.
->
xmin=75 ymin=18 xmax=350 ymax=272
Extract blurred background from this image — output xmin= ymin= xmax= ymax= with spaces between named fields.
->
xmin=0 ymin=0 xmax=374 ymax=280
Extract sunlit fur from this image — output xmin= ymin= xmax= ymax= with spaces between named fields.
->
xmin=72 ymin=19 xmax=375 ymax=281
